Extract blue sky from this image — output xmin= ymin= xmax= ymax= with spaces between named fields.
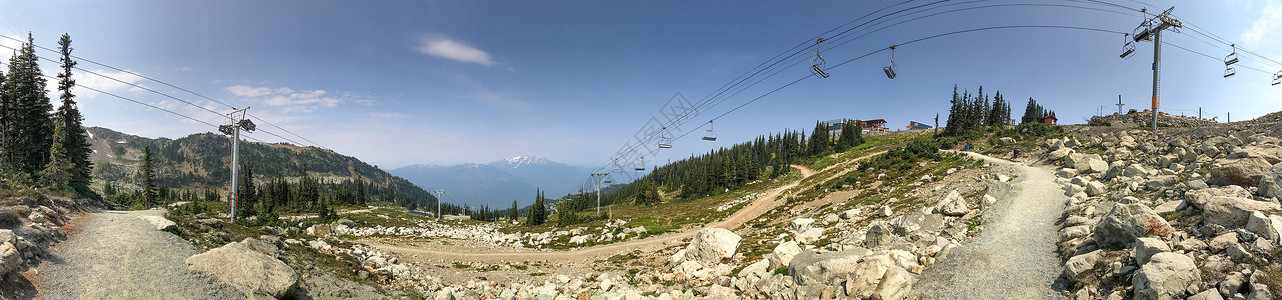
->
xmin=1 ymin=0 xmax=1279 ymax=171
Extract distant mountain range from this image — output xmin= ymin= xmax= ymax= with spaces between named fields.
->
xmin=390 ymin=155 xmax=591 ymax=208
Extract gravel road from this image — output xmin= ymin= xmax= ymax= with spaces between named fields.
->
xmin=911 ymin=152 xmax=1067 ymax=300
xmin=32 ymin=209 xmax=241 ymax=300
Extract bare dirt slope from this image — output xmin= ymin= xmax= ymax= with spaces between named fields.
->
xmin=30 ymin=209 xmax=240 ymax=300
xmin=911 ymin=152 xmax=1067 ymax=300
xmin=366 ymin=151 xmax=889 ymax=265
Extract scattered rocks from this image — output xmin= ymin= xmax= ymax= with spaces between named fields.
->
xmin=935 ymin=190 xmax=969 ymax=217
xmin=670 ymin=228 xmax=741 ymax=267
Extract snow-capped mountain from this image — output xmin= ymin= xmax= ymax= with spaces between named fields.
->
xmin=488 ymin=155 xmax=590 ymax=197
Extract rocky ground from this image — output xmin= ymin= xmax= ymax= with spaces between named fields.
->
xmin=1047 ymin=116 xmax=1282 ymax=299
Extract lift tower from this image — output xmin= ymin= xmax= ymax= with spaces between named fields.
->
xmin=219 ymin=107 xmax=254 ymax=223
xmin=1130 ymin=7 xmax=1182 ymax=131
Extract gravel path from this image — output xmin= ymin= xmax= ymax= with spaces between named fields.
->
xmin=911 ymin=152 xmax=1067 ymax=300
xmin=32 ymin=209 xmax=241 ymax=300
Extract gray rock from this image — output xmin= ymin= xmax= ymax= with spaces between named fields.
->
xmin=788 ymin=248 xmax=872 ymax=286
xmin=864 ymin=221 xmax=895 ymax=248
xmin=1187 ymin=186 xmax=1255 ymax=209
xmin=1211 ymin=158 xmax=1274 ymax=187
xmin=185 ymin=241 xmax=298 ymax=299
xmin=1124 ymin=164 xmax=1150 ymax=177
xmin=1244 ymin=211 xmax=1282 ymax=241
xmin=935 ymin=190 xmax=968 ymax=217
xmin=1202 ymin=196 xmax=1282 ymax=228
xmin=139 ymin=215 xmax=177 ymax=231
xmin=1209 ymin=232 xmax=1240 ymax=251
xmin=1056 ymin=168 xmax=1080 ymax=179
xmin=878 ymin=206 xmax=893 ymax=217
xmin=1134 ymin=238 xmax=1171 ymax=265
xmin=1188 ymin=179 xmax=1211 ymax=189
xmin=1093 ymin=203 xmax=1173 ymax=250
xmin=1220 ymin=272 xmax=1248 ymax=298
xmin=240 ymin=238 xmax=280 ymax=258
xmin=196 ymin=218 xmax=223 ymax=229
xmin=1259 ymin=173 xmax=1282 ymax=199
xmin=1133 ymin=252 xmax=1201 ymax=300
xmin=1060 ymin=225 xmax=1092 ymax=240
xmin=1226 ymin=243 xmax=1254 ymax=261
xmin=674 ymin=228 xmax=741 ymax=267
xmin=770 ymin=241 xmax=802 ymax=269
xmin=844 ymin=254 xmax=894 ymax=299
xmin=998 ymin=137 xmax=1016 ymax=145
xmin=738 ymin=259 xmax=770 ymax=278
xmin=1190 ymin=289 xmax=1224 ymax=300
xmin=871 ymin=266 xmax=915 ymax=300
xmin=1146 ymin=175 xmax=1179 ymax=191
xmin=1086 ymin=181 xmax=1107 ymax=196
xmin=1248 ymin=273 xmax=1273 ymax=300
xmin=1062 ymin=250 xmax=1101 ymax=282
xmin=791 ymin=218 xmax=816 ymax=232
xmin=0 ymin=242 xmax=20 ymax=274
xmin=0 ymin=229 xmax=14 ymax=246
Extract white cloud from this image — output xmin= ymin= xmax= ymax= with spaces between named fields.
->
xmin=227 ymin=85 xmax=342 ymax=111
xmin=226 ymin=85 xmax=274 ymax=97
xmin=1241 ymin=0 xmax=1282 ymax=51
xmin=470 ymin=89 xmax=529 ymax=110
xmin=415 ymin=36 xmax=494 ymax=66
xmin=369 ymin=112 xmax=409 ymax=119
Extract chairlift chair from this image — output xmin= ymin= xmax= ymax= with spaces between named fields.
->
xmin=702 ymin=121 xmax=718 ymax=141
xmin=1225 ymin=44 xmax=1240 ymax=66
xmin=1120 ymin=34 xmax=1136 ymax=59
xmin=658 ymin=127 xmax=673 ymax=148
xmin=883 ymin=46 xmax=898 ymax=79
xmin=634 ymin=157 xmax=646 ymax=171
xmin=811 ymin=37 xmax=830 ymax=78
xmin=1273 ymin=71 xmax=1281 ymax=86
xmin=1225 ymin=67 xmax=1236 ymax=78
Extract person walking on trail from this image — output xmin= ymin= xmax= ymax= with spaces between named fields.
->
xmin=1013 ymin=148 xmax=1019 ymax=160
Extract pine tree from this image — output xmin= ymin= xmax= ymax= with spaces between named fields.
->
xmin=528 ymin=188 xmax=545 ymax=226
xmin=808 ymin=121 xmax=830 ymax=156
xmin=39 ymin=112 xmax=73 ymax=188
xmin=237 ymin=163 xmax=256 ymax=217
xmin=354 ymin=176 xmax=366 ymax=206
xmin=55 ymin=34 xmax=92 ymax=193
xmin=509 ymin=200 xmax=519 ymax=220
xmin=3 ymin=33 xmax=55 ymax=176
xmin=141 ymin=146 xmax=157 ymax=208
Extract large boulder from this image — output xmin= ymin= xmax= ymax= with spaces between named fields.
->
xmin=935 ymin=190 xmax=968 ymax=217
xmin=789 ymin=247 xmax=872 ymax=286
xmin=185 ymin=241 xmax=298 ymax=299
xmin=1210 ymin=158 xmax=1274 ymax=187
xmin=1230 ymin=147 xmax=1282 ymax=164
xmin=843 ymin=254 xmax=894 ymax=298
xmin=872 ymin=266 xmax=916 ymax=300
xmin=1134 ymin=237 xmax=1171 ymax=265
xmin=864 ymin=221 xmax=895 ymax=248
xmin=770 ymin=241 xmax=802 ymax=269
xmin=1187 ymin=186 xmax=1255 ymax=209
xmin=1093 ymin=203 xmax=1173 ymax=250
xmin=1202 ymin=196 xmax=1282 ymax=229
xmin=1259 ymin=172 xmax=1282 ymax=199
xmin=1133 ymin=252 xmax=1201 ymax=300
xmin=139 ymin=215 xmax=177 ymax=231
xmin=0 ymin=242 xmax=19 ymax=275
xmin=673 ymin=228 xmax=741 ymax=266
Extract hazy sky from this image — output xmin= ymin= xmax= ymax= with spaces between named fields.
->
xmin=2 ymin=0 xmax=1279 ymax=170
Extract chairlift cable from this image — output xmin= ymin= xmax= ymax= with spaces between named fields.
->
xmin=1 ymin=34 xmax=333 ymax=150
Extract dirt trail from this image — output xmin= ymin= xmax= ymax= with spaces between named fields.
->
xmin=367 ymin=151 xmax=888 ymax=263
xmin=30 ymin=209 xmax=241 ymax=300
xmin=911 ymin=152 xmax=1067 ymax=299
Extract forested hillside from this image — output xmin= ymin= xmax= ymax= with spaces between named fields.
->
xmin=86 ymin=127 xmax=437 ymax=208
